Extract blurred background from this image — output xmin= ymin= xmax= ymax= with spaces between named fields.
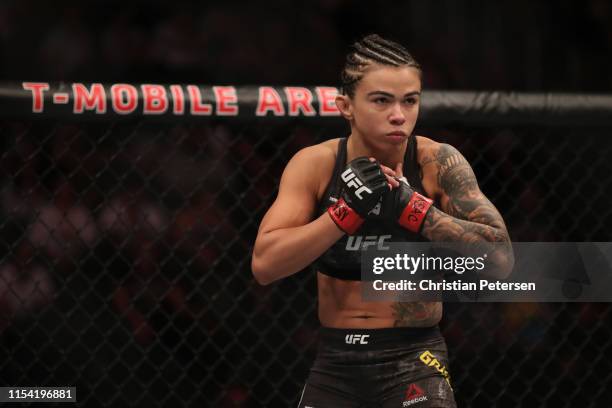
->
xmin=1 ymin=0 xmax=612 ymax=91
xmin=1 ymin=0 xmax=612 ymax=407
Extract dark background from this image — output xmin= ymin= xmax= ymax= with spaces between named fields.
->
xmin=1 ymin=1 xmax=612 ymax=407
xmin=1 ymin=0 xmax=612 ymax=91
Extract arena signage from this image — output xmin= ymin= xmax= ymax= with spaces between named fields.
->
xmin=3 ymin=83 xmax=611 ymax=125
xmin=18 ymin=82 xmax=341 ymax=118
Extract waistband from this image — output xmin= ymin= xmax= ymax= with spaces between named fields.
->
xmin=318 ymin=325 xmax=441 ymax=351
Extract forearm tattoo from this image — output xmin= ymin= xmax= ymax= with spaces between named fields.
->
xmin=392 ymin=144 xmax=513 ymax=326
xmin=421 ymin=144 xmax=514 ymax=272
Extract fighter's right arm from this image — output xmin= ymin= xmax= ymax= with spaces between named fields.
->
xmin=251 ymin=146 xmax=344 ymax=285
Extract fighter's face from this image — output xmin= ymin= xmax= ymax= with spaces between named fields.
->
xmin=340 ymin=64 xmax=421 ymax=148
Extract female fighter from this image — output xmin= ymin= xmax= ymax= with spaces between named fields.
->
xmin=252 ymin=34 xmax=513 ymax=407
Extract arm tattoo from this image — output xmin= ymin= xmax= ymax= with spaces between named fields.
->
xmin=421 ymin=144 xmax=514 ymax=276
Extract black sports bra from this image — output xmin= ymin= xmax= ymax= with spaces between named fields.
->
xmin=314 ymin=136 xmax=429 ymax=280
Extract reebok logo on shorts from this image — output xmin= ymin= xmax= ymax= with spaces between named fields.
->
xmin=402 ymin=383 xmax=428 ymax=406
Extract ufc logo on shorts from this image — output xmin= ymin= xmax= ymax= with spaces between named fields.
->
xmin=345 ymin=235 xmax=391 ymax=251
xmin=341 ymin=168 xmax=372 ymax=199
xmin=345 ymin=334 xmax=370 ymax=344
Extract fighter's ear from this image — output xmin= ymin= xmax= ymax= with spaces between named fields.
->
xmin=335 ymin=94 xmax=353 ymax=121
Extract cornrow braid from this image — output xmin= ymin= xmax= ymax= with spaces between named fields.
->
xmin=340 ymin=34 xmax=421 ymax=97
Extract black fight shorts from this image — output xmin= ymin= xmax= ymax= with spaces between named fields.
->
xmin=297 ymin=326 xmax=456 ymax=408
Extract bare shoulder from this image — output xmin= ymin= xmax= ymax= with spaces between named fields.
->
xmin=414 ymin=135 xmax=475 ymax=201
xmin=282 ymin=138 xmax=339 ymax=199
xmin=258 ymin=139 xmax=339 ymax=232
xmin=414 ymin=135 xmax=442 ymax=167
xmin=416 ymin=135 xmax=475 ymax=171
xmin=289 ymin=138 xmax=336 ymax=165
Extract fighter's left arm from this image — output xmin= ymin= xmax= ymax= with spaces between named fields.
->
xmin=420 ymin=144 xmax=514 ymax=278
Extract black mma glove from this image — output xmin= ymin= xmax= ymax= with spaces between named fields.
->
xmin=382 ymin=176 xmax=433 ymax=233
xmin=327 ymin=157 xmax=388 ymax=234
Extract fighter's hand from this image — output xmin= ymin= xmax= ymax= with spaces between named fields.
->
xmin=372 ymin=158 xmax=402 ymax=189
xmin=327 ymin=157 xmax=388 ymax=234
xmin=381 ymin=162 xmax=434 ymax=234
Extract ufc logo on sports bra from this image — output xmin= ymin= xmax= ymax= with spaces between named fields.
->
xmin=345 ymin=334 xmax=370 ymax=344
xmin=345 ymin=235 xmax=392 ymax=251
xmin=341 ymin=168 xmax=372 ymax=199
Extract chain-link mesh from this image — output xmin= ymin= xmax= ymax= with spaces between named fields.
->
xmin=1 ymin=117 xmax=611 ymax=407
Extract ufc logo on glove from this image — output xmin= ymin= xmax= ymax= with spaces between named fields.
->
xmin=341 ymin=168 xmax=372 ymax=199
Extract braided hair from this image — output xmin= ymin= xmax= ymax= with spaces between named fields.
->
xmin=340 ymin=34 xmax=421 ymax=98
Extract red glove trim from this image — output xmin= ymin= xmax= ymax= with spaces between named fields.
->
xmin=398 ymin=192 xmax=433 ymax=233
xmin=327 ymin=198 xmax=364 ymax=235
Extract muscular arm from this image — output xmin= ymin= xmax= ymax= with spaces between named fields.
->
xmin=391 ymin=144 xmax=513 ymax=326
xmin=421 ymin=144 xmax=514 ymax=278
xmin=251 ymin=147 xmax=344 ymax=285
